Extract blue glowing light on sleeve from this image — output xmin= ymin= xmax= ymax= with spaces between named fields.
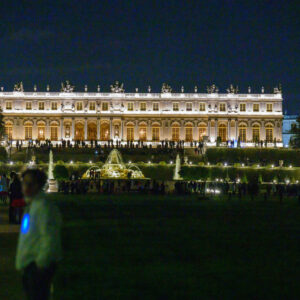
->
xmin=21 ymin=213 xmax=30 ymax=234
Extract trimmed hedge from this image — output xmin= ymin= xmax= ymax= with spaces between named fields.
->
xmin=205 ymin=148 xmax=300 ymax=166
xmin=180 ymin=166 xmax=300 ymax=183
xmin=0 ymin=147 xmax=7 ymax=161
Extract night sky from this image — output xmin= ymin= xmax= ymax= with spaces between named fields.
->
xmin=1 ymin=0 xmax=299 ymax=113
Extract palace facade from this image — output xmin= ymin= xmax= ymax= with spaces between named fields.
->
xmin=0 ymin=82 xmax=283 ymax=146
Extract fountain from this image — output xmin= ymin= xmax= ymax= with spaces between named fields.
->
xmin=83 ymin=149 xmax=146 ymax=179
xmin=173 ymin=154 xmax=182 ymax=180
xmin=48 ymin=150 xmax=58 ymax=192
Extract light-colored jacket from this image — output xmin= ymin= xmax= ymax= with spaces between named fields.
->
xmin=15 ymin=193 xmax=62 ymax=270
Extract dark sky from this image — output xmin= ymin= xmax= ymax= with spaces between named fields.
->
xmin=1 ymin=0 xmax=299 ymax=113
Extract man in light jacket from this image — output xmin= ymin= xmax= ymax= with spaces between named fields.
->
xmin=16 ymin=168 xmax=62 ymax=300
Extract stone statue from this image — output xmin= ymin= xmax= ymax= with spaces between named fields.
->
xmin=274 ymin=84 xmax=282 ymax=94
xmin=161 ymin=83 xmax=172 ymax=93
xmin=227 ymin=84 xmax=238 ymax=94
xmin=148 ymin=85 xmax=151 ymax=93
xmin=61 ymin=80 xmax=75 ymax=93
xmin=110 ymin=81 xmax=125 ymax=93
xmin=34 ymin=84 xmax=37 ymax=92
xmin=46 ymin=84 xmax=50 ymax=92
xmin=14 ymin=82 xmax=24 ymax=92
xmin=181 ymin=86 xmax=184 ymax=93
xmin=261 ymin=86 xmax=264 ymax=93
xmin=248 ymin=86 xmax=251 ymax=93
xmin=207 ymin=84 xmax=219 ymax=93
xmin=85 ymin=85 xmax=88 ymax=92
xmin=97 ymin=85 xmax=101 ymax=92
xmin=194 ymin=86 xmax=198 ymax=93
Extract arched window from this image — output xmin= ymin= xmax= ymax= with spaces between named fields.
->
xmin=50 ymin=122 xmax=58 ymax=141
xmin=88 ymin=122 xmax=97 ymax=140
xmin=152 ymin=125 xmax=160 ymax=141
xmin=265 ymin=124 xmax=273 ymax=142
xmin=198 ymin=124 xmax=207 ymax=141
xmin=37 ymin=122 xmax=45 ymax=140
xmin=185 ymin=125 xmax=193 ymax=142
xmin=24 ymin=122 xmax=33 ymax=140
xmin=218 ymin=124 xmax=227 ymax=142
xmin=100 ymin=122 xmax=110 ymax=141
xmin=139 ymin=124 xmax=147 ymax=141
xmin=75 ymin=122 xmax=84 ymax=141
xmin=238 ymin=124 xmax=247 ymax=142
xmin=252 ymin=124 xmax=260 ymax=142
xmin=5 ymin=121 xmax=13 ymax=140
xmin=126 ymin=124 xmax=134 ymax=141
xmin=172 ymin=124 xmax=180 ymax=141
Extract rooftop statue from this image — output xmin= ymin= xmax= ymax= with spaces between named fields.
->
xmin=110 ymin=81 xmax=124 ymax=93
xmin=207 ymin=84 xmax=219 ymax=93
xmin=61 ymin=80 xmax=75 ymax=93
xmin=227 ymin=84 xmax=238 ymax=94
xmin=161 ymin=83 xmax=172 ymax=93
xmin=14 ymin=82 xmax=24 ymax=92
xmin=274 ymin=84 xmax=282 ymax=94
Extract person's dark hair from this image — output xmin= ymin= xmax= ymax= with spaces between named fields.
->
xmin=22 ymin=169 xmax=48 ymax=189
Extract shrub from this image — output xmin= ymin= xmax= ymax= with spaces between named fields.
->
xmin=53 ymin=165 xmax=69 ymax=180
xmin=0 ymin=147 xmax=7 ymax=161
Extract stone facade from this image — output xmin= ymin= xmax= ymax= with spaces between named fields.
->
xmin=0 ymin=87 xmax=283 ymax=146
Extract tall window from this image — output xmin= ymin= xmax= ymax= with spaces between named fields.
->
xmin=186 ymin=103 xmax=192 ymax=111
xmin=219 ymin=103 xmax=226 ymax=112
xmin=51 ymin=102 xmax=57 ymax=110
xmin=26 ymin=102 xmax=32 ymax=110
xmin=173 ymin=103 xmax=179 ymax=111
xmin=152 ymin=127 xmax=160 ymax=141
xmin=199 ymin=103 xmax=206 ymax=111
xmin=140 ymin=102 xmax=146 ymax=111
xmin=127 ymin=126 xmax=134 ymax=141
xmin=100 ymin=123 xmax=110 ymax=140
xmin=172 ymin=125 xmax=180 ymax=141
xmin=89 ymin=102 xmax=96 ymax=110
xmin=238 ymin=124 xmax=247 ymax=142
xmin=240 ymin=103 xmax=246 ymax=112
xmin=185 ymin=126 xmax=193 ymax=142
xmin=50 ymin=126 xmax=58 ymax=140
xmin=252 ymin=124 xmax=260 ymax=142
xmin=38 ymin=126 xmax=45 ymax=140
xmin=127 ymin=102 xmax=134 ymax=111
xmin=198 ymin=125 xmax=207 ymax=141
xmin=6 ymin=102 xmax=12 ymax=110
xmin=38 ymin=102 xmax=45 ymax=110
xmin=5 ymin=123 xmax=12 ymax=139
xmin=76 ymin=102 xmax=83 ymax=111
xmin=65 ymin=124 xmax=71 ymax=138
xmin=139 ymin=126 xmax=147 ymax=141
xmin=265 ymin=124 xmax=273 ymax=142
xmin=102 ymin=102 xmax=108 ymax=111
xmin=153 ymin=103 xmax=159 ymax=111
xmin=218 ymin=124 xmax=227 ymax=142
xmin=266 ymin=103 xmax=273 ymax=112
xmin=253 ymin=103 xmax=259 ymax=112
xmin=24 ymin=123 xmax=32 ymax=140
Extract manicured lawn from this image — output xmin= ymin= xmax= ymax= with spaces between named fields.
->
xmin=2 ymin=194 xmax=300 ymax=299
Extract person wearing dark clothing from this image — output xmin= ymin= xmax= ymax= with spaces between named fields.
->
xmin=9 ymin=172 xmax=24 ymax=224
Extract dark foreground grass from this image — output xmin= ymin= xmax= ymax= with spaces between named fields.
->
xmin=2 ymin=194 xmax=300 ymax=299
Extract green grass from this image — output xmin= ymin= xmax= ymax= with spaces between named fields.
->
xmin=2 ymin=194 xmax=300 ymax=299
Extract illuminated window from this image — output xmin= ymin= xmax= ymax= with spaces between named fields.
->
xmin=65 ymin=124 xmax=71 ymax=138
xmin=50 ymin=126 xmax=58 ymax=140
xmin=127 ymin=102 xmax=134 ymax=111
xmin=26 ymin=102 xmax=32 ymax=110
xmin=76 ymin=102 xmax=83 ymax=111
xmin=240 ymin=103 xmax=246 ymax=112
xmin=253 ymin=103 xmax=259 ymax=112
xmin=238 ymin=124 xmax=247 ymax=142
xmin=24 ymin=123 xmax=32 ymax=140
xmin=266 ymin=103 xmax=273 ymax=112
xmin=89 ymin=102 xmax=96 ymax=110
xmin=252 ymin=124 xmax=260 ymax=142
xmin=102 ymin=102 xmax=108 ymax=111
xmin=51 ymin=102 xmax=57 ymax=110
xmin=173 ymin=103 xmax=179 ymax=111
xmin=198 ymin=125 xmax=207 ymax=141
xmin=6 ymin=102 xmax=12 ymax=110
xmin=153 ymin=103 xmax=159 ymax=111
xmin=152 ymin=127 xmax=160 ymax=141
xmin=100 ymin=123 xmax=110 ymax=140
xmin=265 ymin=124 xmax=273 ymax=142
xmin=199 ymin=103 xmax=206 ymax=111
xmin=219 ymin=103 xmax=226 ymax=112
xmin=218 ymin=124 xmax=227 ymax=142
xmin=139 ymin=126 xmax=147 ymax=141
xmin=185 ymin=127 xmax=193 ymax=141
xmin=5 ymin=123 xmax=13 ymax=139
xmin=186 ymin=102 xmax=192 ymax=111
xmin=38 ymin=126 xmax=45 ymax=140
xmin=38 ymin=102 xmax=44 ymax=110
xmin=172 ymin=125 xmax=180 ymax=141
xmin=140 ymin=102 xmax=146 ymax=111
xmin=127 ymin=126 xmax=134 ymax=141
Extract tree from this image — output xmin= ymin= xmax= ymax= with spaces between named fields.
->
xmin=0 ymin=108 xmax=5 ymax=140
xmin=290 ymin=115 xmax=300 ymax=148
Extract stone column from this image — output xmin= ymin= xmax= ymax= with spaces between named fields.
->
xmin=121 ymin=120 xmax=124 ymax=140
xmin=147 ymin=120 xmax=152 ymax=141
xmin=180 ymin=121 xmax=185 ymax=141
xmin=261 ymin=122 xmax=266 ymax=141
xmin=134 ymin=121 xmax=139 ymax=141
xmin=227 ymin=119 xmax=231 ymax=140
xmin=110 ymin=118 xmax=113 ymax=139
xmin=235 ymin=119 xmax=238 ymax=140
xmin=208 ymin=119 xmax=211 ymax=140
xmin=84 ymin=118 xmax=88 ymax=140
xmin=97 ymin=118 xmax=100 ymax=140
xmin=32 ymin=119 xmax=38 ymax=140
xmin=193 ymin=124 xmax=197 ymax=141
xmin=60 ymin=118 xmax=64 ymax=141
xmin=71 ymin=118 xmax=75 ymax=141
xmin=215 ymin=119 xmax=218 ymax=140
